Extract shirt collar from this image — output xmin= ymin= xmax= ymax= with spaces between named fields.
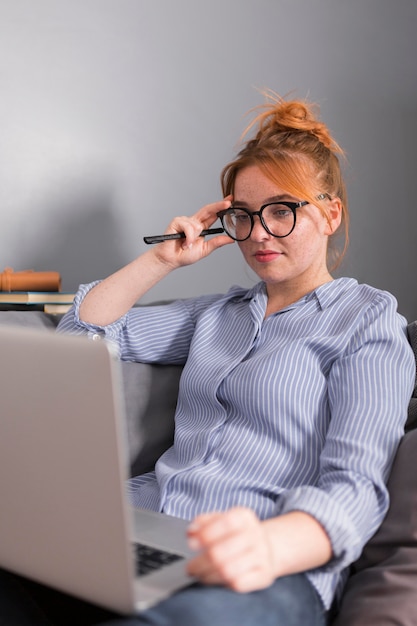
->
xmin=243 ymin=277 xmax=358 ymax=313
xmin=312 ymin=277 xmax=358 ymax=310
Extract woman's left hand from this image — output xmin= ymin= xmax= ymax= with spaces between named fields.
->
xmin=186 ymin=507 xmax=276 ymax=593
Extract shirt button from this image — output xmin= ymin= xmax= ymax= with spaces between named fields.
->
xmin=91 ymin=333 xmax=101 ymax=341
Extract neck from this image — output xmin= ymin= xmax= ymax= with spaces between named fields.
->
xmin=264 ymin=273 xmax=333 ymax=317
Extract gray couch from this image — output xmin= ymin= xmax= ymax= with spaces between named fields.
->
xmin=2 ymin=308 xmax=417 ymax=625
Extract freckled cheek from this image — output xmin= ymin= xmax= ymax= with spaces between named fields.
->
xmin=291 ymin=230 xmax=328 ymax=269
xmin=286 ymin=219 xmax=323 ymax=250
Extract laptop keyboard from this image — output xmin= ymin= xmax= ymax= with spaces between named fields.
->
xmin=133 ymin=542 xmax=184 ymax=577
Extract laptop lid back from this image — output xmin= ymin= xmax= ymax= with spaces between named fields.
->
xmin=0 ymin=326 xmax=137 ymax=614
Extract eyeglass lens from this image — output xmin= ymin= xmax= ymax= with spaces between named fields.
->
xmin=221 ymin=204 xmax=296 ymax=241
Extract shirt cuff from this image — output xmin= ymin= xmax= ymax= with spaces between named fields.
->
xmin=72 ymin=281 xmax=128 ymax=356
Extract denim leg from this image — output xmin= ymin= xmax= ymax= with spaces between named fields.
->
xmin=104 ymin=575 xmax=327 ymax=626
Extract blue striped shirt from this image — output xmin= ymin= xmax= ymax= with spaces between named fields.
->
xmin=58 ymin=277 xmax=415 ymax=609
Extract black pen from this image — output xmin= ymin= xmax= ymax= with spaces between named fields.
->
xmin=143 ymin=228 xmax=224 ymax=245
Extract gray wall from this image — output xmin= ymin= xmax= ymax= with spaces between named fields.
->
xmin=1 ymin=1 xmax=416 ymax=319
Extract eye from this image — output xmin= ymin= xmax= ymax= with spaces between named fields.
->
xmin=267 ymin=204 xmax=292 ymax=219
xmin=274 ymin=209 xmax=291 ymax=218
xmin=232 ymin=210 xmax=251 ymax=223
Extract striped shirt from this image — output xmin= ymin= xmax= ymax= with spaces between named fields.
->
xmin=58 ymin=277 xmax=415 ymax=609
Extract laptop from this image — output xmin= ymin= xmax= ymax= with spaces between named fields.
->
xmin=0 ymin=325 xmax=194 ymax=615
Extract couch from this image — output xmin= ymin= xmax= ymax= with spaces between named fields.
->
xmin=1 ymin=308 xmax=417 ymax=625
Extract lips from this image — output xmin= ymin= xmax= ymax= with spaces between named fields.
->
xmin=254 ymin=250 xmax=283 ymax=263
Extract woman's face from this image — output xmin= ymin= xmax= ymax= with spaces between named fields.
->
xmin=233 ymin=165 xmax=341 ymax=300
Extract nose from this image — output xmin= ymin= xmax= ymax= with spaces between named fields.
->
xmin=249 ymin=213 xmax=270 ymax=241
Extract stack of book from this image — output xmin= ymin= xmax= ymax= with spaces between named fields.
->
xmin=0 ymin=268 xmax=75 ymax=313
xmin=0 ymin=291 xmax=75 ymax=314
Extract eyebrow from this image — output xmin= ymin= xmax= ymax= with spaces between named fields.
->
xmin=232 ymin=194 xmax=299 ymax=207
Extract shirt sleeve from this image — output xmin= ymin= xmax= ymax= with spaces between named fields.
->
xmin=57 ymin=281 xmax=221 ymax=364
xmin=277 ymin=290 xmax=415 ymax=572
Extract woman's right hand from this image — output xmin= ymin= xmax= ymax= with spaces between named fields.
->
xmin=151 ymin=197 xmax=234 ymax=270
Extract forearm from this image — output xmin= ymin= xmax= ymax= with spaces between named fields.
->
xmin=263 ymin=511 xmax=332 ymax=578
xmin=79 ymin=249 xmax=173 ymax=326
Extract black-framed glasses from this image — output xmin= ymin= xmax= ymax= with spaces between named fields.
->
xmin=216 ymin=200 xmax=308 ymax=242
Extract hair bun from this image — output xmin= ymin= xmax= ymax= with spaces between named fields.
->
xmin=246 ymin=91 xmax=344 ymax=155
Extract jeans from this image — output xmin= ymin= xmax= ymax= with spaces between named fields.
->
xmin=0 ymin=568 xmax=327 ymax=626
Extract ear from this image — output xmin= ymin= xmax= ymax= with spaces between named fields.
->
xmin=324 ymin=197 xmax=343 ymax=235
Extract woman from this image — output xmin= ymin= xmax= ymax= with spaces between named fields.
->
xmin=2 ymin=94 xmax=414 ymax=625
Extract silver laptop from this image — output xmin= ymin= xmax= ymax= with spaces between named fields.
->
xmin=0 ymin=325 xmax=194 ymax=615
